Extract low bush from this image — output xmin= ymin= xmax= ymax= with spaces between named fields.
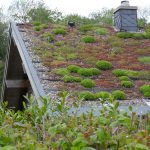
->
xmin=82 ymin=36 xmax=96 ymax=43
xmin=96 ymin=60 xmax=112 ymax=70
xmin=42 ymin=33 xmax=55 ymax=42
xmin=0 ymin=93 xmax=149 ymax=149
xmin=81 ymin=78 xmax=96 ymax=88
xmin=112 ymin=69 xmax=127 ymax=77
xmin=34 ymin=26 xmax=42 ymax=31
xmin=79 ymin=91 xmax=96 ymax=100
xmin=63 ymin=75 xmax=82 ymax=83
xmin=119 ymin=76 xmax=130 ymax=81
xmin=96 ymin=91 xmax=110 ymax=99
xmin=53 ymin=28 xmax=66 ymax=35
xmin=79 ymin=24 xmax=94 ymax=32
xmin=78 ymin=68 xmax=93 ymax=76
xmin=117 ymin=32 xmax=133 ymax=38
xmin=112 ymin=90 xmax=127 ymax=100
xmin=78 ymin=68 xmax=100 ymax=76
xmin=117 ymin=32 xmax=150 ymax=39
xmin=140 ymin=84 xmax=150 ymax=98
xmin=53 ymin=68 xmax=70 ymax=76
xmin=121 ymin=81 xmax=134 ymax=88
xmin=67 ymin=53 xmax=77 ymax=60
xmin=144 ymin=32 xmax=150 ymax=39
xmin=67 ymin=65 xmax=81 ymax=73
xmin=138 ymin=56 xmax=150 ymax=64
xmin=132 ymin=33 xmax=145 ymax=39
xmin=95 ymin=28 xmax=108 ymax=35
xmin=32 ymin=21 xmax=41 ymax=26
xmin=89 ymin=68 xmax=101 ymax=76
xmin=40 ymin=24 xmax=48 ymax=29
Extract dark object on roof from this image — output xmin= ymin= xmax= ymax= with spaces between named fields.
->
xmin=114 ymin=1 xmax=138 ymax=32
xmin=68 ymin=21 xmax=75 ymax=28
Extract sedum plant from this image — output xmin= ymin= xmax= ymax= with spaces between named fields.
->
xmin=80 ymin=78 xmax=96 ymax=88
xmin=96 ymin=60 xmax=112 ymax=70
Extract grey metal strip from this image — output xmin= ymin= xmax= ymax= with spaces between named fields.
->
xmin=11 ymin=22 xmax=45 ymax=107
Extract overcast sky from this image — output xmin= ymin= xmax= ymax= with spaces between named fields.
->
xmin=0 ymin=0 xmax=150 ymax=16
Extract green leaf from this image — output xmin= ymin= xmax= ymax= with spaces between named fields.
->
xmin=128 ymin=105 xmax=133 ymax=111
xmin=114 ymin=101 xmax=119 ymax=109
xmin=1 ymin=146 xmax=17 ymax=150
xmin=99 ymin=117 xmax=110 ymax=125
xmin=96 ymin=128 xmax=110 ymax=144
xmin=135 ymin=143 xmax=150 ymax=150
xmin=72 ymin=136 xmax=88 ymax=148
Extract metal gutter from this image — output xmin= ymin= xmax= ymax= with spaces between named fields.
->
xmin=11 ymin=22 xmax=45 ymax=107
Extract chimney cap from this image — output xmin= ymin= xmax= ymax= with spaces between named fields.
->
xmin=114 ymin=1 xmax=137 ymax=13
xmin=121 ymin=1 xmax=130 ymax=6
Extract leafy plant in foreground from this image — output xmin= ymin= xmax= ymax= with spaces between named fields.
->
xmin=0 ymin=92 xmax=149 ymax=149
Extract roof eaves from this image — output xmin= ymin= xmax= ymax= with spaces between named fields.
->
xmin=11 ymin=22 xmax=45 ymax=107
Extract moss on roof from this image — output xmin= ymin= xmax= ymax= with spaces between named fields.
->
xmin=18 ymin=23 xmax=150 ymax=101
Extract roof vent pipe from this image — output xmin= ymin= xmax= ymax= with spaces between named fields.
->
xmin=121 ymin=0 xmax=130 ymax=6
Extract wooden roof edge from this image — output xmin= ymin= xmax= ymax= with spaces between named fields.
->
xmin=10 ymin=22 xmax=45 ymax=107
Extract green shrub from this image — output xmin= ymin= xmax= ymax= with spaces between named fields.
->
xmin=82 ymin=36 xmax=96 ymax=43
xmin=42 ymin=33 xmax=55 ymax=42
xmin=96 ymin=91 xmax=110 ymax=99
xmin=32 ymin=21 xmax=41 ymax=26
xmin=112 ymin=69 xmax=127 ymax=77
xmin=117 ymin=32 xmax=150 ymax=39
xmin=140 ymin=85 xmax=150 ymax=98
xmin=78 ymin=68 xmax=100 ymax=76
xmin=121 ymin=81 xmax=134 ymax=88
xmin=81 ymin=79 xmax=96 ymax=88
xmin=53 ymin=68 xmax=70 ymax=76
xmin=40 ymin=24 xmax=48 ymax=29
xmin=89 ymin=68 xmax=101 ymax=76
xmin=67 ymin=65 xmax=81 ymax=73
xmin=63 ymin=75 xmax=81 ymax=83
xmin=78 ymin=68 xmax=92 ymax=76
xmin=67 ymin=53 xmax=78 ymax=60
xmin=138 ymin=56 xmax=150 ymax=64
xmin=117 ymin=32 xmax=133 ymax=38
xmin=112 ymin=90 xmax=127 ymax=100
xmin=119 ymin=76 xmax=130 ymax=81
xmin=79 ymin=91 xmax=96 ymax=100
xmin=95 ymin=28 xmax=108 ymax=35
xmin=132 ymin=33 xmax=145 ymax=39
xmin=144 ymin=32 xmax=150 ymax=39
xmin=96 ymin=60 xmax=112 ymax=70
xmin=34 ymin=26 xmax=42 ymax=31
xmin=53 ymin=28 xmax=66 ymax=35
xmin=79 ymin=24 xmax=94 ymax=32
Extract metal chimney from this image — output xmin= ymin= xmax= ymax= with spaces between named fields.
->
xmin=114 ymin=1 xmax=138 ymax=32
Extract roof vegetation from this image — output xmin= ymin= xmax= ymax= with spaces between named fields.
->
xmin=19 ymin=21 xmax=150 ymax=100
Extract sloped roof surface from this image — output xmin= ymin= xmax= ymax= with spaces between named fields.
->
xmin=17 ymin=23 xmax=150 ymax=106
